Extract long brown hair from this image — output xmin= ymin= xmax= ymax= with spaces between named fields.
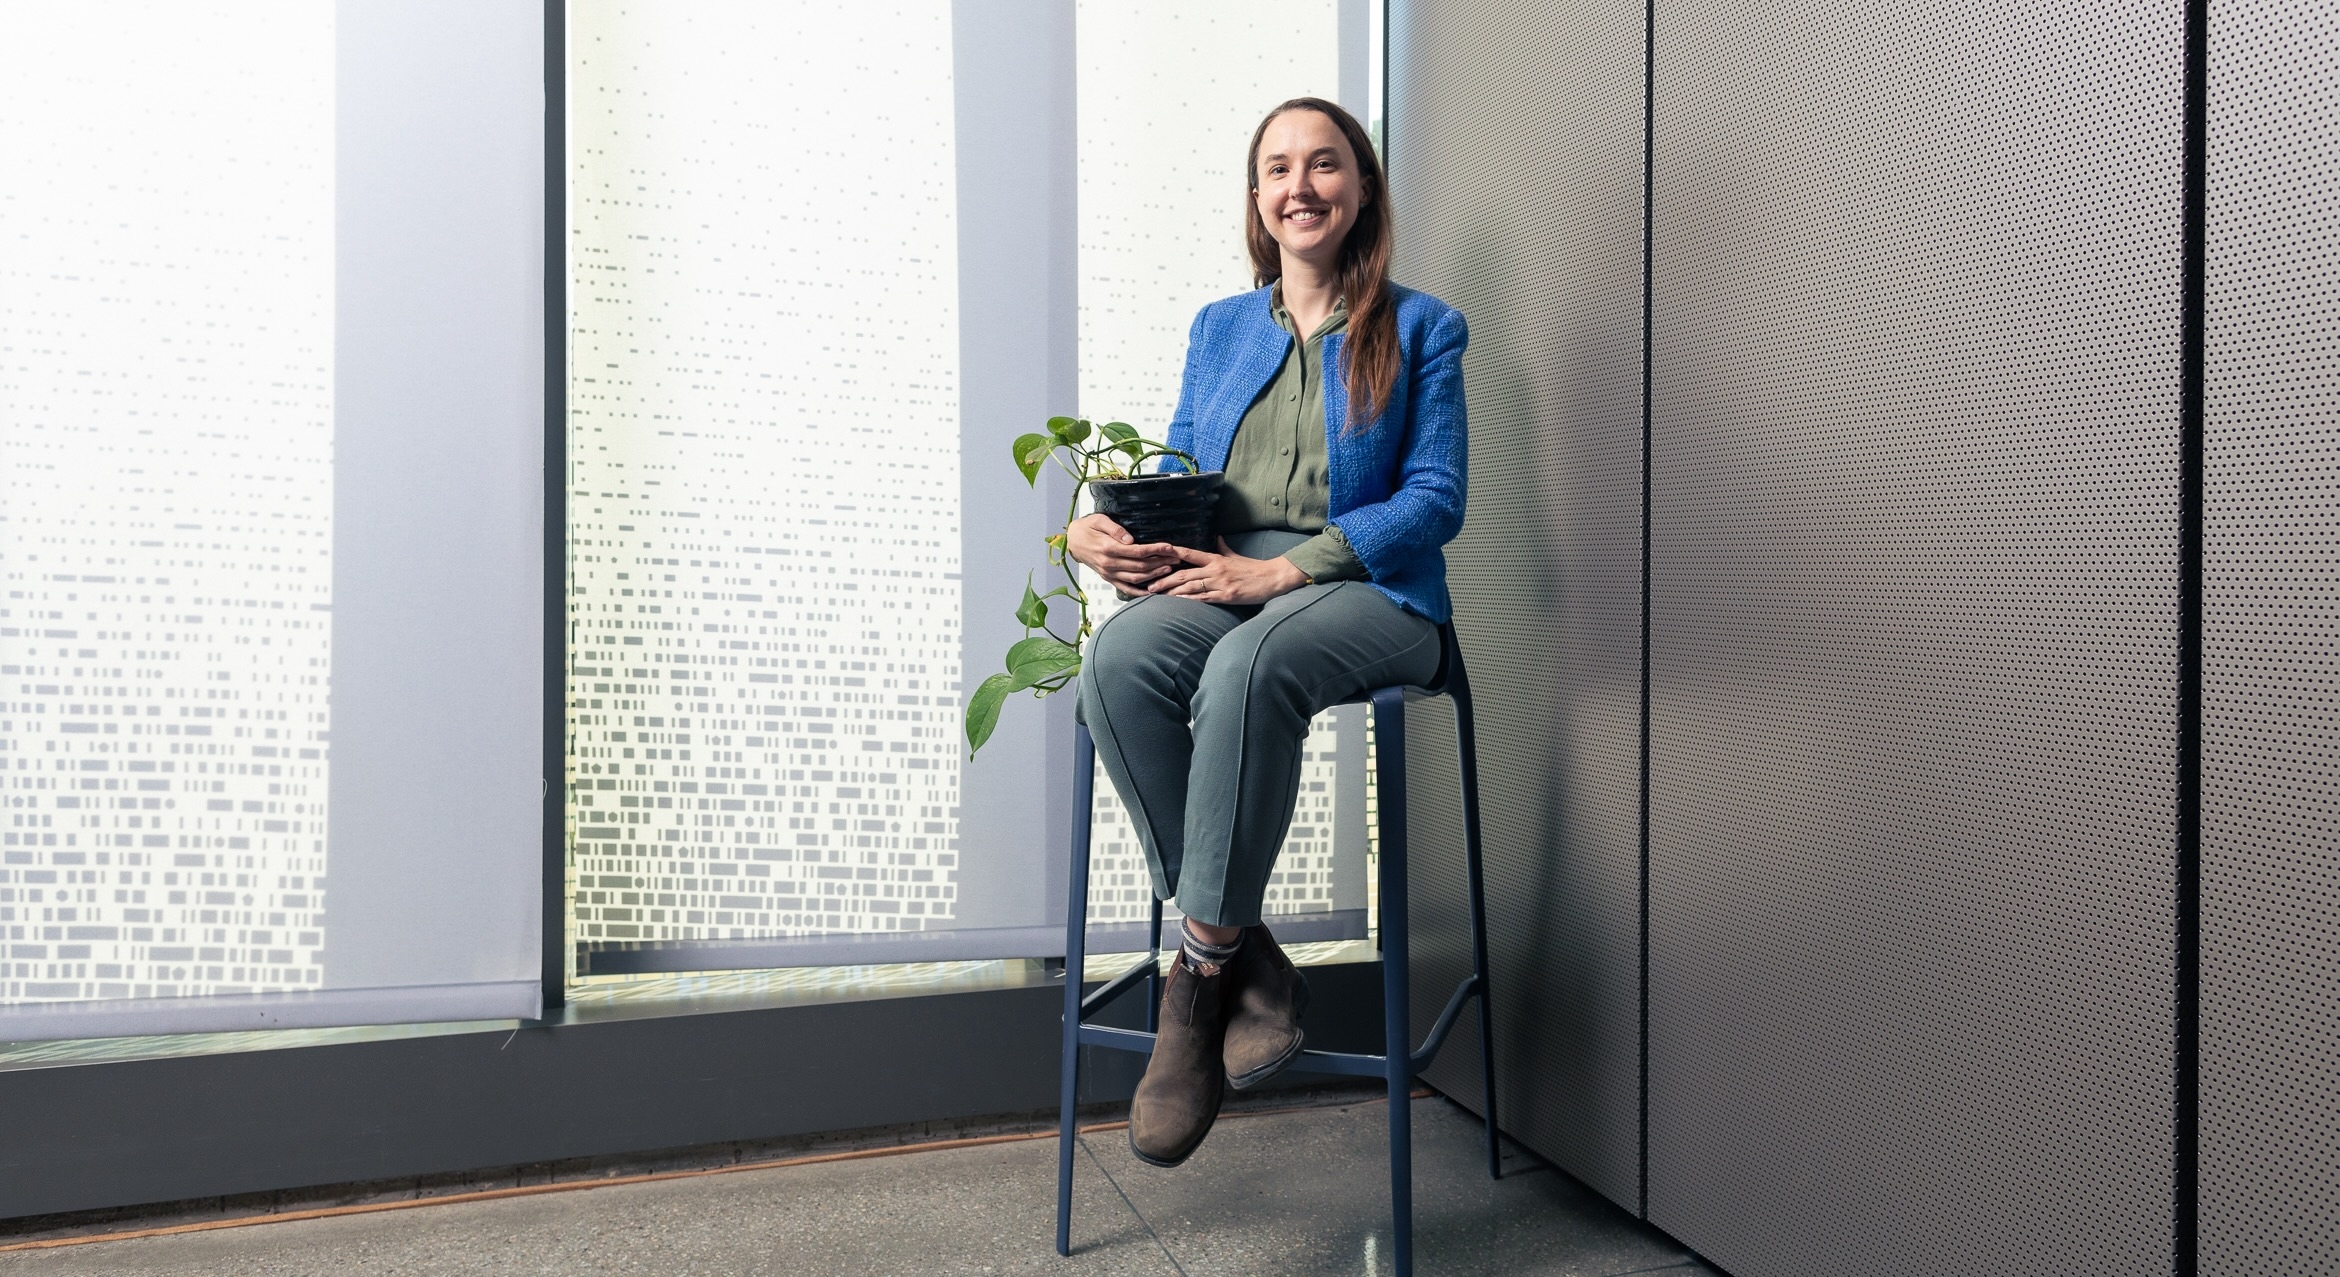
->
xmin=1245 ymin=97 xmax=1396 ymax=433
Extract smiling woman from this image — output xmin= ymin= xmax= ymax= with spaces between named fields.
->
xmin=1064 ymin=96 xmax=1471 ymax=1169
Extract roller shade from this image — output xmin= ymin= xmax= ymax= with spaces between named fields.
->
xmin=0 ymin=0 xmax=545 ymax=1039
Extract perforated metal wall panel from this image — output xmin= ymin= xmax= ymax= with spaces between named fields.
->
xmin=1647 ymin=2 xmax=2184 ymax=1274
xmin=1389 ymin=0 xmax=1647 ymax=1208
xmin=2203 ymin=4 xmax=2340 ymax=1272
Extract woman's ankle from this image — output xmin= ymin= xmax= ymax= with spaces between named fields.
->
xmin=1179 ymin=918 xmax=1244 ymax=976
xmin=1184 ymin=919 xmax=1242 ymax=947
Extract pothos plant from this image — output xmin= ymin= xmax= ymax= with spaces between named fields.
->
xmin=961 ymin=415 xmax=1197 ymax=755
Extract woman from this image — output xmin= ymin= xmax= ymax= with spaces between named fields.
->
xmin=1068 ymin=97 xmax=1468 ymax=1167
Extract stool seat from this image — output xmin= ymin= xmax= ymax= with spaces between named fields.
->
xmin=1054 ymin=619 xmax=1498 ymax=1277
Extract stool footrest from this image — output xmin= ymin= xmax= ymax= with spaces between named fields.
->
xmin=1410 ymin=973 xmax=1483 ymax=1075
xmin=1078 ymin=959 xmax=1158 ymax=1019
xmin=1076 ymin=1024 xmax=1159 ymax=1054
xmin=1070 ymin=973 xmax=1484 ymax=1080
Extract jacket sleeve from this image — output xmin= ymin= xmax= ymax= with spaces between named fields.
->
xmin=1158 ymin=306 xmax=1210 ymax=473
xmin=1330 ymin=305 xmax=1469 ymax=576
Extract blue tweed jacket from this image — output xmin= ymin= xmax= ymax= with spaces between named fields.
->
xmin=1162 ymin=283 xmax=1469 ymax=622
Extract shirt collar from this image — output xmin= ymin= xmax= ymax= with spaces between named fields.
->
xmin=1269 ymin=281 xmax=1351 ymax=340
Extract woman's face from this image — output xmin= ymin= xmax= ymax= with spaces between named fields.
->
xmin=1252 ymin=109 xmax=1365 ymax=272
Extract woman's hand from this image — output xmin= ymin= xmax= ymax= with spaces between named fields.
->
xmin=1148 ymin=538 xmax=1310 ymax=605
xmin=1066 ymin=513 xmax=1181 ymax=591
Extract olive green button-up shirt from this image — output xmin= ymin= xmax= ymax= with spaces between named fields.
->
xmin=1215 ymin=289 xmax=1370 ymax=583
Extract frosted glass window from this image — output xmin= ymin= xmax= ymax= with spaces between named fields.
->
xmin=565 ymin=1 xmax=965 ymax=974
xmin=1 ymin=1 xmax=545 ymax=1040
xmin=1 ymin=2 xmax=336 ymax=1011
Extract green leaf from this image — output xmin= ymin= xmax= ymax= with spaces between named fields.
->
xmin=1005 ymin=636 xmax=1082 ymax=691
xmin=1015 ymin=580 xmax=1050 ymax=629
xmin=1016 ymin=654 xmax=1083 ymax=695
xmin=964 ymin=672 xmax=1016 ymax=755
xmin=1101 ymin=421 xmax=1139 ymax=445
xmin=1049 ymin=416 xmax=1091 ymax=445
xmin=1011 ymin=433 xmax=1053 ymax=485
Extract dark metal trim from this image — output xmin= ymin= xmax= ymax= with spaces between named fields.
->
xmin=578 ymin=909 xmax=1367 ymax=976
xmin=540 ymin=0 xmax=569 ymax=1015
xmin=2175 ymin=0 xmax=2206 ymax=1269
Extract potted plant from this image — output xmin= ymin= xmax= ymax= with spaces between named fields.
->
xmin=961 ymin=415 xmax=1217 ymax=754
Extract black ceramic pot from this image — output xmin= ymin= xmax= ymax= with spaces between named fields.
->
xmin=1088 ymin=471 xmax=1225 ymax=553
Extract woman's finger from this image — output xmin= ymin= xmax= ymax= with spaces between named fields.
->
xmin=1084 ymin=514 xmax=1134 ymax=544
xmin=1096 ymin=547 xmax=1167 ymax=572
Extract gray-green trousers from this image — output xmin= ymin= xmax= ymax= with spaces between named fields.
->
xmin=1078 ymin=564 xmax=1440 ymax=927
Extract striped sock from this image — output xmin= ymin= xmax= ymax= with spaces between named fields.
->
xmin=1179 ymin=918 xmax=1243 ymax=976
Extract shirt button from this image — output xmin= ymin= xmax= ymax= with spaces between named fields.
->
xmin=1280 ymin=447 xmax=1290 ymax=456
xmin=1271 ymin=497 xmax=1282 ymax=506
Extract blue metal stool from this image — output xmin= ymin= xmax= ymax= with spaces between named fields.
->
xmin=1054 ymin=619 xmax=1497 ymax=1277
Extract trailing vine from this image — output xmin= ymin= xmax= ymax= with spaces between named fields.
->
xmin=962 ymin=415 xmax=1197 ymax=755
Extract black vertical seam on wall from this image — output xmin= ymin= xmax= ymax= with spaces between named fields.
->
xmin=1637 ymin=0 xmax=1656 ymax=1224
xmin=541 ymin=0 xmax=570 ymax=1014
xmin=2174 ymin=0 xmax=2205 ymax=1270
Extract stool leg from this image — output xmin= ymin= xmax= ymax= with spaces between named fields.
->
xmin=1452 ymin=673 xmax=1501 ymax=1180
xmin=1147 ymin=894 xmax=1163 ymax=1034
xmin=1373 ymin=689 xmax=1414 ymax=1277
xmin=1057 ymin=724 xmax=1097 ymax=1257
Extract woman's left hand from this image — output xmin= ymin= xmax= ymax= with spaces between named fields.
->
xmin=1147 ymin=539 xmax=1310 ymax=604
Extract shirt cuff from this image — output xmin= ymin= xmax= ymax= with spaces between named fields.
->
xmin=1284 ymin=525 xmax=1369 ymax=583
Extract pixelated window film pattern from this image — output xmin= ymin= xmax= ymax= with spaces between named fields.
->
xmin=0 ymin=3 xmax=335 ymax=1006
xmin=564 ymin=3 xmax=964 ymax=965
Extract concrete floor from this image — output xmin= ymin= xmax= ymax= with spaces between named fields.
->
xmin=0 ymin=1095 xmax=1719 ymax=1277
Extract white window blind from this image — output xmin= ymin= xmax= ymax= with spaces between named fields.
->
xmin=0 ymin=0 xmax=545 ymax=1040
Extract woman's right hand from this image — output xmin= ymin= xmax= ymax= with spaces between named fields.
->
xmin=1066 ymin=513 xmax=1181 ymax=591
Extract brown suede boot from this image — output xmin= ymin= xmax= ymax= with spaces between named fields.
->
xmin=1221 ymin=925 xmax=1310 ymax=1089
xmin=1127 ymin=955 xmax=1228 ymax=1167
